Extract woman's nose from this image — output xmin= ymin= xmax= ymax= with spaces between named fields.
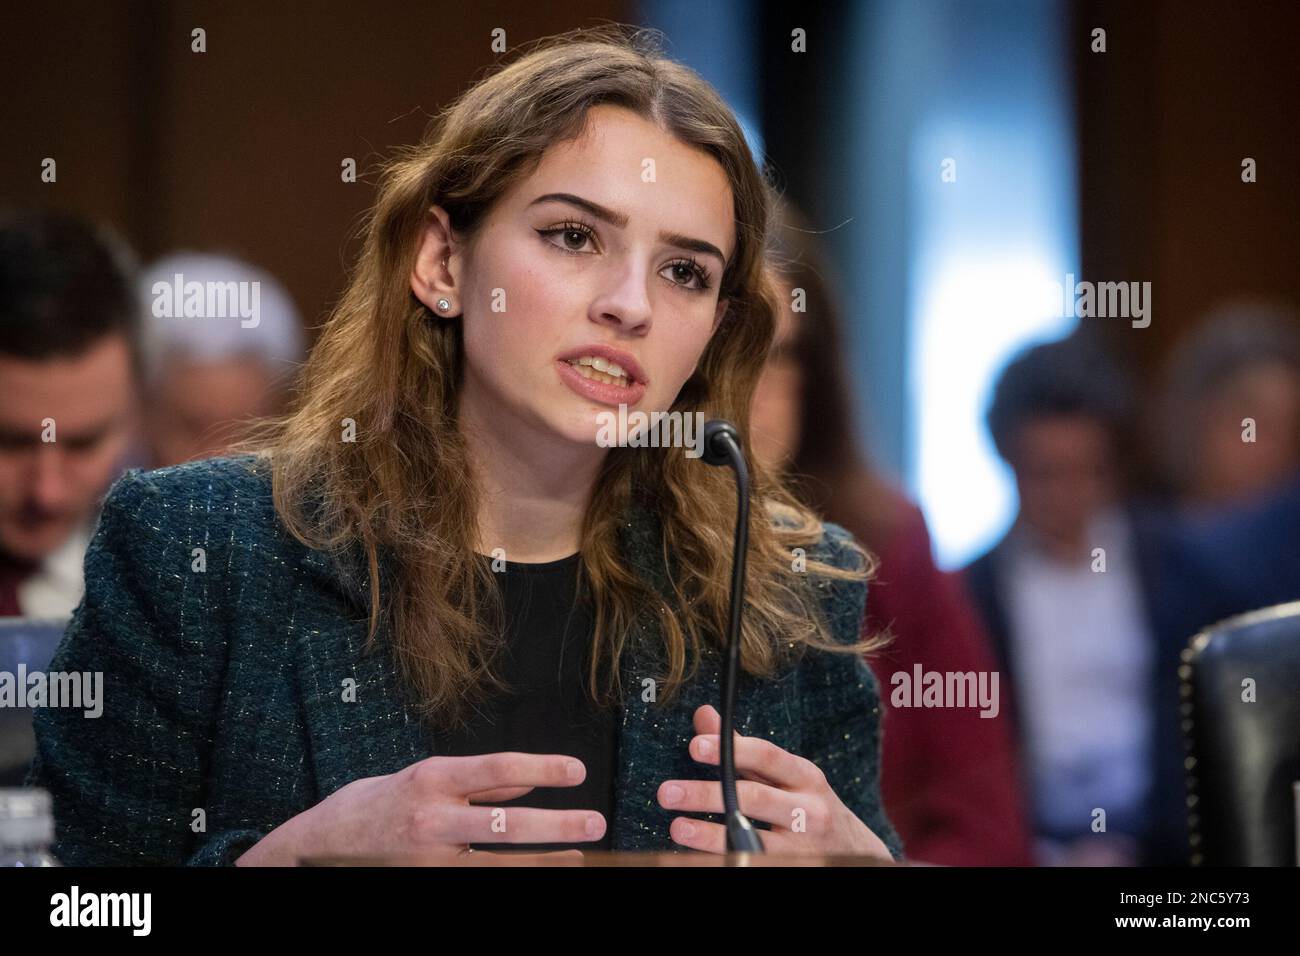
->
xmin=592 ymin=259 xmax=653 ymax=331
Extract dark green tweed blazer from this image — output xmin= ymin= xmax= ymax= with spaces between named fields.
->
xmin=27 ymin=455 xmax=902 ymax=865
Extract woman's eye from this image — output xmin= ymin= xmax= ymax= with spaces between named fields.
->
xmin=663 ymin=260 xmax=711 ymax=292
xmin=558 ymin=229 xmax=589 ymax=251
xmin=539 ymin=223 xmax=596 ymax=254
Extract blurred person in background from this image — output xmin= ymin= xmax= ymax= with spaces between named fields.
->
xmin=963 ymin=335 xmax=1186 ymax=865
xmin=1157 ymin=298 xmax=1300 ymax=512
xmin=140 ymin=252 xmax=305 ymax=468
xmin=0 ymin=208 xmax=140 ymax=618
xmin=751 ymin=197 xmax=1034 ymax=866
xmin=1151 ymin=300 xmax=1300 ymax=681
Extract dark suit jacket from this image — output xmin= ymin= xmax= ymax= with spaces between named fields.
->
xmin=962 ymin=509 xmax=1189 ymax=865
xmin=1160 ymin=476 xmax=1300 ymax=634
xmin=28 ymin=455 xmax=902 ymax=865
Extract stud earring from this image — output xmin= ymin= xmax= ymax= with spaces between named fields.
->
xmin=436 ymin=298 xmax=451 ymax=312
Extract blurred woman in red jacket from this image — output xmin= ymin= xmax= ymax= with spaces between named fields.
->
xmin=750 ymin=198 xmax=1034 ymax=866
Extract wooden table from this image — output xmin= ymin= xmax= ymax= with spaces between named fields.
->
xmin=303 ymin=851 xmax=899 ymax=866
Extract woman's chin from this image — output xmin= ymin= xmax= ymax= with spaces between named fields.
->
xmin=544 ymin=411 xmax=622 ymax=452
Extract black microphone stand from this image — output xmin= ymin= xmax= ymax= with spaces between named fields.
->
xmin=701 ymin=419 xmax=764 ymax=853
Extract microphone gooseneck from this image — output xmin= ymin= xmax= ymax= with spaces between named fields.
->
xmin=701 ymin=419 xmax=765 ymax=854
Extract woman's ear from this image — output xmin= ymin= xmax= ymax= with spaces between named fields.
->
xmin=410 ymin=205 xmax=461 ymax=317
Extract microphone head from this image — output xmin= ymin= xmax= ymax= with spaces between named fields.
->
xmin=702 ymin=419 xmax=740 ymax=467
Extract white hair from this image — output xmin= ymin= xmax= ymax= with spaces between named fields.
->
xmin=139 ymin=251 xmax=305 ymax=383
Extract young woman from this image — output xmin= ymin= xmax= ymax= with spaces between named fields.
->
xmin=29 ymin=26 xmax=903 ymax=865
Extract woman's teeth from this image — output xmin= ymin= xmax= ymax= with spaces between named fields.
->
xmin=566 ymin=356 xmax=630 ymax=387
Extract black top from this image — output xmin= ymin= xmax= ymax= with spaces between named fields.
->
xmin=432 ymin=551 xmax=618 ymax=852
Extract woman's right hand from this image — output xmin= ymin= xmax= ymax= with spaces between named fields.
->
xmin=235 ymin=752 xmax=606 ymax=865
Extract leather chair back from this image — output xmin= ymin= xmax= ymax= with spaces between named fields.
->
xmin=1181 ymin=602 xmax=1300 ymax=865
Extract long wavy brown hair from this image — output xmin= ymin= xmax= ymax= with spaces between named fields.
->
xmin=248 ymin=25 xmax=878 ymax=730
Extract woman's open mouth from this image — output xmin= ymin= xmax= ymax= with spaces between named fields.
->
xmin=557 ymin=356 xmax=648 ymax=407
xmin=566 ymin=355 xmax=630 ymax=386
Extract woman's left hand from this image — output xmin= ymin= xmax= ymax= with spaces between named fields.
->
xmin=656 ymin=705 xmax=894 ymax=860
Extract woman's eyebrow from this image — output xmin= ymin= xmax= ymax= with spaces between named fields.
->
xmin=529 ymin=192 xmax=729 ymax=267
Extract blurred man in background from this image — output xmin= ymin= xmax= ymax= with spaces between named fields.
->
xmin=1152 ymin=299 xmax=1300 ymax=681
xmin=1158 ymin=298 xmax=1300 ymax=512
xmin=963 ymin=334 xmax=1185 ymax=865
xmin=139 ymin=252 xmax=304 ymax=468
xmin=0 ymin=209 xmax=140 ymax=617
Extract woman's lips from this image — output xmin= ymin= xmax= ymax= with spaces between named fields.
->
xmin=556 ymin=359 xmax=648 ymax=407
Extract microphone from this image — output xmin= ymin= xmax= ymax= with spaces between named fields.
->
xmin=700 ymin=419 xmax=765 ymax=853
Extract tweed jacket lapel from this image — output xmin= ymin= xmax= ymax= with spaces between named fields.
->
xmin=609 ymin=499 xmax=804 ymax=850
xmin=610 ymin=497 xmax=680 ymax=849
xmin=290 ymin=545 xmax=430 ymax=800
